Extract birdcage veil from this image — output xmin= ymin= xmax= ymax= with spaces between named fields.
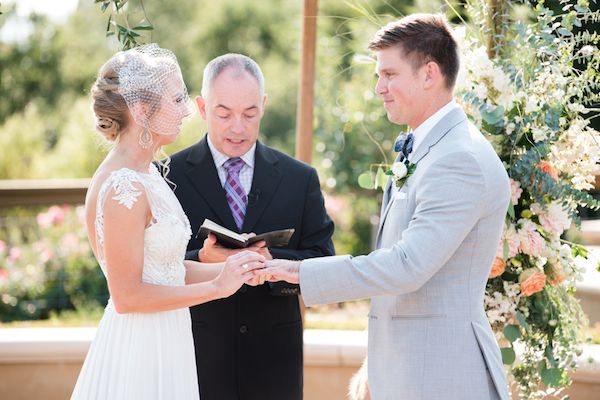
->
xmin=112 ymin=44 xmax=194 ymax=146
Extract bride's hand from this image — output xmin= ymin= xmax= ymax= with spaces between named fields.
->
xmin=214 ymin=251 xmax=265 ymax=298
xmin=245 ymin=273 xmax=271 ymax=287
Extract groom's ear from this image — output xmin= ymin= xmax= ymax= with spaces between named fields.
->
xmin=422 ymin=61 xmax=442 ymax=90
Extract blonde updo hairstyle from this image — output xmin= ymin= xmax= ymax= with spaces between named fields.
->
xmin=91 ymin=58 xmax=130 ymax=142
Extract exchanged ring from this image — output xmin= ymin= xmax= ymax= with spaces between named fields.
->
xmin=242 ymin=263 xmax=249 ymax=270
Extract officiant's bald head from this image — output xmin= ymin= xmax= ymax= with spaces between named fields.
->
xmin=369 ymin=13 xmax=459 ymax=90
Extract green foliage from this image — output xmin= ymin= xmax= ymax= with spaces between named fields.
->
xmin=95 ymin=0 xmax=154 ymax=49
xmin=0 ymin=205 xmax=107 ymax=321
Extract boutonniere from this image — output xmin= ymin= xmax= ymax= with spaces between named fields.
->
xmin=386 ymin=160 xmax=417 ymax=188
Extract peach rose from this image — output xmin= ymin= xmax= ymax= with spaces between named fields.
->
xmin=489 ymin=257 xmax=506 ymax=278
xmin=519 ymin=268 xmax=546 ymax=296
xmin=535 ymin=161 xmax=559 ymax=181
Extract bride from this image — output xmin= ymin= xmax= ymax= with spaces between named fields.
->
xmin=71 ymin=44 xmax=265 ymax=399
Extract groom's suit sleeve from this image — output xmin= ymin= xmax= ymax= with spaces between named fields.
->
xmin=299 ymin=151 xmax=488 ymax=306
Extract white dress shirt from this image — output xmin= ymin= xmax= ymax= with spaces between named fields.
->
xmin=207 ymin=135 xmax=255 ymax=195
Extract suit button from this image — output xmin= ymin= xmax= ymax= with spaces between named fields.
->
xmin=239 ymin=325 xmax=248 ymax=334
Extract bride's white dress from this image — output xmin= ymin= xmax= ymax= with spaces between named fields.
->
xmin=71 ymin=165 xmax=199 ymax=400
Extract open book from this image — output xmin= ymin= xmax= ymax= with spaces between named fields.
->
xmin=195 ymin=219 xmax=295 ymax=249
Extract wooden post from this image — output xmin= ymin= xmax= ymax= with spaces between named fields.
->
xmin=486 ymin=0 xmax=508 ymax=59
xmin=295 ymin=0 xmax=318 ymax=164
xmin=296 ymin=0 xmax=319 ymax=325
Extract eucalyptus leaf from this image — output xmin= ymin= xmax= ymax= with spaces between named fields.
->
xmin=376 ymin=167 xmax=388 ymax=190
xmin=545 ymin=345 xmax=557 ymax=368
xmin=507 ymin=200 xmax=515 ymax=219
xmin=541 ymin=367 xmax=563 ymax=387
xmin=133 ymin=25 xmax=154 ymax=31
xmin=516 ymin=311 xmax=529 ymax=329
xmin=557 ymin=28 xmax=573 ymax=36
xmin=358 ymin=172 xmax=374 ymax=190
xmin=501 ymin=347 xmax=516 ymax=365
xmin=481 ymin=105 xmax=504 ymax=125
xmin=503 ymin=325 xmax=520 ymax=343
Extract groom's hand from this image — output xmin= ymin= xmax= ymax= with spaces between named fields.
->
xmin=256 ymin=259 xmax=301 ymax=284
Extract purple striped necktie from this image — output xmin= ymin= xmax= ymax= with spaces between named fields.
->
xmin=223 ymin=157 xmax=247 ymax=231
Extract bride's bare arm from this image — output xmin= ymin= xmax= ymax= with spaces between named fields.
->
xmin=184 ymin=260 xmax=223 ymax=284
xmin=102 ymin=184 xmax=264 ymax=314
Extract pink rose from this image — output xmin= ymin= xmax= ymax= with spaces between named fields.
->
xmin=496 ymin=223 xmax=520 ymax=259
xmin=8 ymin=247 xmax=22 ymax=262
xmin=509 ymin=179 xmax=523 ymax=205
xmin=517 ymin=219 xmax=544 ymax=257
xmin=519 ymin=268 xmax=546 ymax=296
xmin=489 ymin=257 xmax=506 ymax=278
xmin=531 ymin=202 xmax=571 ymax=238
xmin=36 ymin=205 xmax=65 ymax=228
xmin=32 ymin=241 xmax=54 ymax=263
xmin=60 ymin=233 xmax=88 ymax=256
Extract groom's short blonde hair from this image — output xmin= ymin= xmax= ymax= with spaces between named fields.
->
xmin=368 ymin=13 xmax=459 ymax=90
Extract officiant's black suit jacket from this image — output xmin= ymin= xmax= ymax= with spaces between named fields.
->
xmin=168 ymin=136 xmax=335 ymax=400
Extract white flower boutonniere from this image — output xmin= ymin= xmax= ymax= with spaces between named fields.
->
xmin=386 ymin=161 xmax=417 ymax=188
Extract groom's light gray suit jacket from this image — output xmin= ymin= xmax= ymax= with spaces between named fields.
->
xmin=300 ymin=108 xmax=511 ymax=400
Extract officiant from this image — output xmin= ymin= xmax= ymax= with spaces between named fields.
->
xmin=168 ymin=53 xmax=335 ymax=400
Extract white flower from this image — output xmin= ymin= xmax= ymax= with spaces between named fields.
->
xmin=525 ymin=97 xmax=540 ymax=114
xmin=532 ymin=126 xmax=548 ymax=142
xmin=568 ymin=103 xmax=586 ymax=113
xmin=580 ymin=45 xmax=595 ymax=57
xmin=391 ymin=162 xmax=407 ymax=179
xmin=474 ymin=83 xmax=488 ymax=99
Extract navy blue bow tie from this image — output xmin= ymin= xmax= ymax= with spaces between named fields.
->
xmin=394 ymin=133 xmax=414 ymax=160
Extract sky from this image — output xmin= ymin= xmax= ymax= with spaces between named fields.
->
xmin=1 ymin=0 xmax=79 ymax=42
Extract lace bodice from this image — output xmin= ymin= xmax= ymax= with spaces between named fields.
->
xmin=95 ymin=165 xmax=191 ymax=286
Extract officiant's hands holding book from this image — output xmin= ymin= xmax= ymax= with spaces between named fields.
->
xmin=200 ymin=233 xmax=270 ymax=263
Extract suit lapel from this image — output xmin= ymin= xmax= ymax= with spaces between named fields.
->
xmin=375 ymin=108 xmax=468 ymax=246
xmin=242 ymin=141 xmax=282 ymax=233
xmin=410 ymin=107 xmax=467 ymax=164
xmin=183 ymin=136 xmax=238 ymax=230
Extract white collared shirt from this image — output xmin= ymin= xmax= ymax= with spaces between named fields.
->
xmin=207 ymin=135 xmax=256 ymax=195
xmin=409 ymin=100 xmax=458 ymax=161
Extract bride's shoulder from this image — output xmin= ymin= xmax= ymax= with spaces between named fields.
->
xmin=90 ymin=167 xmax=148 ymax=211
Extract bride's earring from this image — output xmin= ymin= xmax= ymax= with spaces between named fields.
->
xmin=139 ymin=126 xmax=153 ymax=149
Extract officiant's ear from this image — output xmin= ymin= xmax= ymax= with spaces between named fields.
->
xmin=195 ymin=95 xmax=207 ymax=120
xmin=260 ymin=93 xmax=267 ymax=117
xmin=422 ymin=61 xmax=442 ymax=90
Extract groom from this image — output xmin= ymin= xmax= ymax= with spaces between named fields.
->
xmin=260 ymin=13 xmax=510 ymax=400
